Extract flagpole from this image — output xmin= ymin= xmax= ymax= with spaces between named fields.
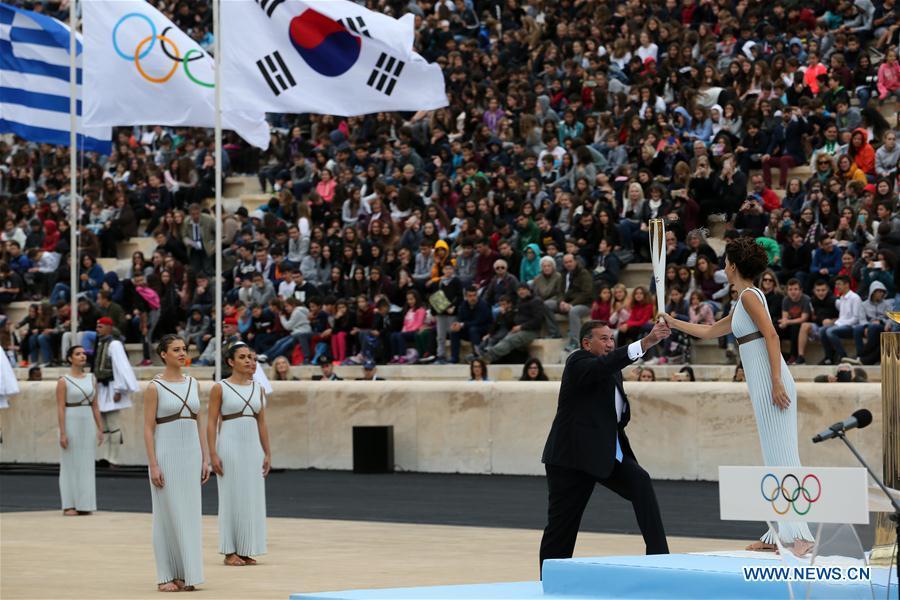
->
xmin=68 ymin=0 xmax=77 ymax=337
xmin=213 ymin=0 xmax=222 ymax=381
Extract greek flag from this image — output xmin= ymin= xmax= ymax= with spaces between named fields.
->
xmin=0 ymin=3 xmax=111 ymax=153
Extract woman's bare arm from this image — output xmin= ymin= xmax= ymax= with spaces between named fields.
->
xmin=144 ymin=383 xmax=163 ymax=487
xmin=57 ymin=378 xmax=67 ymax=449
xmin=663 ymin=312 xmax=733 ymax=339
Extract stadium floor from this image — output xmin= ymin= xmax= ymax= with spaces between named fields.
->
xmin=0 ymin=469 xmax=878 ymax=599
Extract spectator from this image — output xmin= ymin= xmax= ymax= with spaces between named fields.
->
xmin=427 ymin=262 xmax=461 ymax=364
xmin=468 ymin=358 xmax=490 ymax=382
xmin=520 ymin=358 xmax=549 ymax=382
xmin=270 ymin=356 xmax=298 ymax=381
xmin=848 ymin=280 xmax=891 ymax=362
xmin=532 ymin=256 xmax=563 ymax=338
xmin=480 ymin=284 xmax=544 ymax=364
xmin=357 ymin=359 xmax=385 ymax=381
xmin=389 ymin=290 xmax=428 ymax=364
xmin=257 ymin=297 xmax=310 ymax=365
xmin=557 ymin=254 xmax=593 ymax=351
xmin=450 ymin=286 xmax=491 ymax=365
xmin=820 ymin=275 xmax=864 ymax=364
xmin=618 ymin=286 xmax=655 ymax=349
xmin=312 ymin=355 xmax=342 ymax=381
xmin=778 ymin=278 xmax=812 ymax=364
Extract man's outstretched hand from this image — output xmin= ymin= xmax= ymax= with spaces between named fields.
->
xmin=643 ymin=319 xmax=671 ymax=349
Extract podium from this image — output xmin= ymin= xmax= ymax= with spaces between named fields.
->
xmin=720 ymin=466 xmax=885 ymax=599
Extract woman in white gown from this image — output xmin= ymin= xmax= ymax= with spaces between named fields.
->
xmin=663 ymin=237 xmax=814 ymax=555
xmin=57 ymin=346 xmax=103 ymax=515
xmin=143 ymin=334 xmax=210 ymax=592
xmin=208 ymin=342 xmax=271 ymax=566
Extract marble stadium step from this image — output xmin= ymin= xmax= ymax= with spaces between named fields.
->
xmin=530 ymin=336 xmax=859 ymax=367
xmin=2 ymin=300 xmax=30 ymax=326
xmin=619 ymin=262 xmax=653 ymax=289
xmin=116 ymin=236 xmax=157 ymax=260
xmin=13 ymin=362 xmax=880 ymax=383
xmin=223 ymin=175 xmax=260 ymax=198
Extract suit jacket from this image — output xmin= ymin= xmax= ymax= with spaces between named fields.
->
xmin=180 ymin=214 xmax=216 ymax=256
xmin=541 ymin=346 xmax=639 ymax=479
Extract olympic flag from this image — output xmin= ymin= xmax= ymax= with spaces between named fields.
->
xmin=220 ymin=0 xmax=447 ymax=116
xmin=81 ymin=0 xmax=269 ymax=149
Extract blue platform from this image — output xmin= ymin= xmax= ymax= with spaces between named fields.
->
xmin=291 ymin=553 xmax=897 ymax=600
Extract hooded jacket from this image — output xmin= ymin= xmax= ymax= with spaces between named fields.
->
xmin=860 ymin=280 xmax=890 ymax=322
xmin=849 ymin=129 xmax=876 ymax=175
xmin=519 ymin=243 xmax=542 ymax=282
xmin=875 ymin=143 xmax=900 ymax=178
xmin=430 ymin=239 xmax=454 ymax=284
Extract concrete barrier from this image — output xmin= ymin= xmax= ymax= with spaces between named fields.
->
xmin=0 ymin=381 xmax=882 ymax=480
xmin=10 ymin=363 xmax=884 ymax=383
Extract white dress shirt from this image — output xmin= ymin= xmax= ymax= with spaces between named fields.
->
xmin=616 ymin=341 xmax=646 ymax=422
xmin=613 ymin=341 xmax=646 ymax=463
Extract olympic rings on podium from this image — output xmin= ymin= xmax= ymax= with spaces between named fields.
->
xmin=112 ymin=13 xmax=212 ymax=88
xmin=760 ymin=473 xmax=822 ymax=516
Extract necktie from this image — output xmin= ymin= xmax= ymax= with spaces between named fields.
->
xmin=193 ymin=223 xmax=200 ymax=243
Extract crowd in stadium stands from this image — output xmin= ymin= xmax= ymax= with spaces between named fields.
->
xmin=1 ymin=0 xmax=898 ymax=372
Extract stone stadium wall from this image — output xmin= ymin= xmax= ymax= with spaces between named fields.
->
xmin=1 ymin=381 xmax=882 ymax=480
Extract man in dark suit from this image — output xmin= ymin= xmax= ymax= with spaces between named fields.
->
xmin=539 ymin=319 xmax=671 ymax=576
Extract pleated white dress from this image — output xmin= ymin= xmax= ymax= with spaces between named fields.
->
xmin=216 ymin=381 xmax=267 ymax=557
xmin=732 ymin=287 xmax=813 ymax=544
xmin=59 ymin=375 xmax=97 ymax=511
xmin=149 ymin=376 xmax=204 ymax=587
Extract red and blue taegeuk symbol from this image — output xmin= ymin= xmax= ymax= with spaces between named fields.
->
xmin=289 ymin=9 xmax=360 ymax=77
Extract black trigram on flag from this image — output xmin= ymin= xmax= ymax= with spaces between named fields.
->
xmin=257 ymin=51 xmax=296 ymax=96
xmin=339 ymin=16 xmax=370 ymax=37
xmin=367 ymin=53 xmax=404 ymax=96
xmin=254 ymin=0 xmax=284 ymax=17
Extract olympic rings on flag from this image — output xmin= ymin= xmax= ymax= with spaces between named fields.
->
xmin=113 ymin=13 xmax=156 ymax=60
xmin=134 ymin=34 xmax=179 ymax=83
xmin=112 ymin=14 xmax=212 ymax=88
xmin=182 ymin=50 xmax=214 ymax=88
xmin=760 ymin=473 xmax=822 ymax=516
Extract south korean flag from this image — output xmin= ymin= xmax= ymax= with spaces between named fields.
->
xmin=221 ymin=0 xmax=447 ymax=116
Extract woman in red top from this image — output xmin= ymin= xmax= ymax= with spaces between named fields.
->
xmin=618 ymin=286 xmax=655 ymax=347
xmin=590 ymin=286 xmax=612 ymax=321
xmin=848 ymin=129 xmax=876 ymax=177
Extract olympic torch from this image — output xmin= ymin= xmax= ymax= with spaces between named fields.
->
xmin=649 ymin=218 xmax=666 ymax=321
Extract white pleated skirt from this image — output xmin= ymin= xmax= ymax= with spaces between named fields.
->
xmin=150 ymin=419 xmax=204 ymax=586
xmin=739 ymin=338 xmax=814 ymax=545
xmin=59 ymin=406 xmax=97 ymax=511
xmin=216 ymin=417 xmax=267 ymax=556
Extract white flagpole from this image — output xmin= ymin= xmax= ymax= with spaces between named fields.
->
xmin=213 ymin=0 xmax=222 ymax=381
xmin=69 ymin=0 xmax=78 ymax=337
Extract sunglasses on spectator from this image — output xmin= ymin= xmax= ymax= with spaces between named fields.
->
xmin=495 ymin=266 xmax=506 ymax=271
xmin=762 ymin=277 xmax=774 ymax=282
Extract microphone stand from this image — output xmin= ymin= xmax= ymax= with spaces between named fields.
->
xmin=834 ymin=431 xmax=900 ymax=595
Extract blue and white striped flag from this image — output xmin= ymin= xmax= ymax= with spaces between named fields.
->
xmin=0 ymin=2 xmax=111 ymax=154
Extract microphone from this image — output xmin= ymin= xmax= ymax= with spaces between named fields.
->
xmin=812 ymin=409 xmax=873 ymax=443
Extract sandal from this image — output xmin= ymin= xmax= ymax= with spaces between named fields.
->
xmin=63 ymin=509 xmax=78 ymax=516
xmin=157 ymin=582 xmax=179 ymax=592
xmin=223 ymin=554 xmax=245 ymax=566
xmin=745 ymin=541 xmax=778 ymax=552
xmin=238 ymin=555 xmax=257 ymax=565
